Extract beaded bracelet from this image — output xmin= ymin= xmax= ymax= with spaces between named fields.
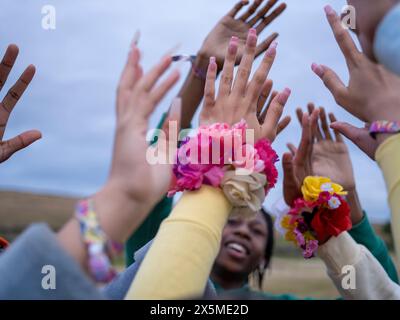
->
xmin=172 ymin=55 xmax=207 ymax=81
xmin=369 ymin=120 xmax=400 ymax=139
xmin=75 ymin=199 xmax=122 ymax=283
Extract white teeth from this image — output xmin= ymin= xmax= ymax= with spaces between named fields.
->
xmin=227 ymin=243 xmax=246 ymax=254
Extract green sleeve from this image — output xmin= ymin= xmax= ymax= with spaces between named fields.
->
xmin=348 ymin=212 xmax=399 ymax=283
xmin=125 ymin=112 xmax=192 ymax=266
xmin=125 ymin=197 xmax=173 ymax=266
xmin=125 ymin=112 xmax=171 ymax=267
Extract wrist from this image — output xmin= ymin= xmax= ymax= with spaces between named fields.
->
xmin=346 ymin=189 xmax=364 ymax=225
xmin=93 ymin=180 xmax=151 ymax=243
xmin=196 ymin=50 xmax=220 ymax=74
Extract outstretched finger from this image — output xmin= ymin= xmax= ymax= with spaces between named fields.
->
xmin=203 ymin=57 xmax=218 ymax=110
xmin=319 ymin=107 xmax=332 ymax=140
xmin=218 ymin=37 xmax=239 ymax=97
xmin=239 ymin=0 xmax=264 ymax=21
xmin=0 ymin=44 xmax=19 ymax=92
xmin=228 ymin=0 xmax=250 ymax=18
xmin=295 ymin=108 xmax=303 ymax=126
xmin=262 ymin=87 xmax=291 ymax=141
xmin=255 ymin=32 xmax=279 ymax=58
xmin=287 ymin=143 xmax=297 ymax=156
xmin=146 ymin=70 xmax=180 ymax=117
xmin=324 ymin=5 xmax=361 ymax=68
xmin=257 ymin=79 xmax=273 ymax=116
xmin=232 ymin=29 xmax=258 ymax=95
xmin=328 ymin=113 xmax=343 ymax=142
xmin=255 ymin=3 xmax=287 ymax=35
xmin=282 ymin=152 xmax=300 ymax=206
xmin=0 ymin=64 xmax=36 ymax=140
xmin=247 ymin=41 xmax=277 ymax=108
xmin=277 ymin=115 xmax=291 ymax=135
xmin=259 ymin=90 xmax=278 ymax=123
xmin=247 ymin=0 xmax=278 ymax=26
xmin=311 ymin=63 xmax=350 ymax=113
xmin=0 ymin=130 xmax=41 ymax=163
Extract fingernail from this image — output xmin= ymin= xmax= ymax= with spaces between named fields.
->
xmin=311 ymin=63 xmax=324 ymax=77
xmin=266 ymin=41 xmax=278 ymax=57
xmin=249 ymin=28 xmax=257 ymax=36
xmin=278 ymin=88 xmax=291 ymax=105
xmin=324 ymin=5 xmax=335 ymax=15
xmin=209 ymin=56 xmax=217 ymax=71
xmin=229 ymin=38 xmax=239 ymax=54
xmin=131 ymin=30 xmax=141 ymax=49
xmin=247 ymin=28 xmax=258 ymax=46
xmin=170 ymin=97 xmax=182 ymax=117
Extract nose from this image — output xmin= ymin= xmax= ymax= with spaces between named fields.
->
xmin=233 ymin=221 xmax=251 ymax=240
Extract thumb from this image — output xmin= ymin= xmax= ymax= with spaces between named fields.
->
xmin=282 ymin=152 xmax=300 ymax=205
xmin=330 ymin=121 xmax=377 ymax=160
xmin=0 ymin=130 xmax=42 ymax=163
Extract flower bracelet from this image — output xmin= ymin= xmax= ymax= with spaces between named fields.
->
xmin=168 ymin=120 xmax=279 ymax=217
xmin=276 ymin=177 xmax=352 ymax=259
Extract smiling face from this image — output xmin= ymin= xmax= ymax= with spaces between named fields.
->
xmin=213 ymin=211 xmax=269 ymax=278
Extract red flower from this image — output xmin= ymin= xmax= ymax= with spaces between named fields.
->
xmin=254 ymin=139 xmax=279 ymax=190
xmin=310 ymin=198 xmax=352 ymax=244
xmin=0 ymin=236 xmax=9 ymax=249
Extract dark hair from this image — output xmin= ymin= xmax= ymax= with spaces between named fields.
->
xmin=256 ymin=208 xmax=274 ymax=287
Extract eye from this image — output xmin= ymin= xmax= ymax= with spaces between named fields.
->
xmin=252 ymin=227 xmax=266 ymax=236
xmin=227 ymin=218 xmax=240 ymax=226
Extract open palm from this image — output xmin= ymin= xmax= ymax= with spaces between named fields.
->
xmin=199 ymin=0 xmax=286 ymax=70
xmin=0 ymin=44 xmax=41 ymax=163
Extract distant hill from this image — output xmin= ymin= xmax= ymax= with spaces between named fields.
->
xmin=0 ymin=191 xmax=77 ymax=240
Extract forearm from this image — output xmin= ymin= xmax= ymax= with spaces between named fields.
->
xmin=178 ymin=54 xmax=209 ymax=128
xmin=346 ymin=190 xmax=364 ymax=225
xmin=376 ymin=134 xmax=400 ymax=261
xmin=125 ymin=186 xmax=231 ymax=300
xmin=318 ymin=232 xmax=400 ymax=300
xmin=57 ymin=180 xmax=153 ymax=274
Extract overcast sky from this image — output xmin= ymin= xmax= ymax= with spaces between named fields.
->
xmin=0 ymin=0 xmax=390 ymax=223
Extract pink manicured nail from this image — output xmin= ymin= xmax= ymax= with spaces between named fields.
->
xmin=229 ymin=37 xmax=239 ymax=55
xmin=231 ymin=36 xmax=239 ymax=44
xmin=249 ymin=28 xmax=257 ymax=36
xmin=278 ymin=88 xmax=291 ymax=105
xmin=131 ymin=30 xmax=141 ymax=49
xmin=311 ymin=63 xmax=324 ymax=77
xmin=324 ymin=5 xmax=335 ymax=15
xmin=209 ymin=56 xmax=217 ymax=71
xmin=266 ymin=41 xmax=278 ymax=57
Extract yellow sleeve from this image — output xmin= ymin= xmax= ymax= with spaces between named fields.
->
xmin=376 ymin=134 xmax=400 ymax=260
xmin=125 ymin=186 xmax=232 ymax=300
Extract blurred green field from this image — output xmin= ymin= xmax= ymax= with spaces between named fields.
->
xmin=1 ymin=190 xmax=398 ymax=299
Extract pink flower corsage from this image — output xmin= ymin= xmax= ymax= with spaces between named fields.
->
xmin=168 ymin=121 xmax=279 ymax=216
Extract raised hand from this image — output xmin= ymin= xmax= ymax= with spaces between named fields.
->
xmin=282 ymin=110 xmax=319 ymax=206
xmin=295 ymin=104 xmax=355 ymax=192
xmin=312 ymin=6 xmax=400 ymax=126
xmin=0 ymin=44 xmax=41 ymax=163
xmin=108 ymin=45 xmax=180 ymax=206
xmin=199 ymin=0 xmax=287 ymax=71
xmin=58 ymin=41 xmax=181 ymax=271
xmin=329 ymin=121 xmax=379 ymax=160
xmin=200 ymin=29 xmax=291 ymax=142
xmin=292 ymin=104 xmax=364 ymax=224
